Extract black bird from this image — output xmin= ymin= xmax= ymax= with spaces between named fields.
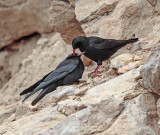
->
xmin=72 ymin=36 xmax=138 ymax=77
xmin=20 ymin=53 xmax=85 ymax=106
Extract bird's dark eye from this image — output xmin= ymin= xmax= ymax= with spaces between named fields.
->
xmin=72 ymin=41 xmax=81 ymax=49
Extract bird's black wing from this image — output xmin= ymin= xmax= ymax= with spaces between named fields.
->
xmin=90 ymin=38 xmax=138 ymax=50
xmin=22 ymin=58 xmax=79 ymax=102
xmin=88 ymin=37 xmax=106 ymax=45
xmin=20 ymin=71 xmax=52 ymax=96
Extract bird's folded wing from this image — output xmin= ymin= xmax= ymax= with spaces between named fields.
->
xmin=33 ymin=58 xmax=79 ymax=90
xmin=91 ymin=39 xmax=126 ymax=50
xmin=20 ymin=69 xmax=54 ymax=95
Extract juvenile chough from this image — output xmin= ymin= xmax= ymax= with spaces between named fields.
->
xmin=72 ymin=36 xmax=138 ymax=77
xmin=20 ymin=53 xmax=84 ymax=106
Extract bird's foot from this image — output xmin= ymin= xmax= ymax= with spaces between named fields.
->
xmin=89 ymin=71 xmax=99 ymax=78
xmin=74 ymin=79 xmax=86 ymax=85
xmin=74 ymin=81 xmax=80 ymax=85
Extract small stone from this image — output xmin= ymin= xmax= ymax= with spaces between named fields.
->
xmin=57 ymin=99 xmax=87 ymax=116
xmin=93 ymin=77 xmax=105 ymax=86
xmin=128 ymin=61 xmax=143 ymax=70
xmin=118 ymin=67 xmax=129 ymax=74
xmin=110 ymin=53 xmax=133 ymax=69
xmin=133 ymin=55 xmax=142 ymax=61
xmin=74 ymin=88 xmax=88 ymax=96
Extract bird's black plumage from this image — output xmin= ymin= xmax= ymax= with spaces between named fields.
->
xmin=72 ymin=36 xmax=138 ymax=77
xmin=20 ymin=53 xmax=84 ymax=106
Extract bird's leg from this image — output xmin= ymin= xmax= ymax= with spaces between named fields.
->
xmin=91 ymin=65 xmax=101 ymax=78
xmin=74 ymin=80 xmax=80 ymax=84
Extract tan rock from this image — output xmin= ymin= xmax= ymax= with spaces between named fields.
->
xmin=100 ymin=93 xmax=159 ymax=135
xmin=81 ymin=67 xmax=142 ymax=103
xmin=74 ymin=88 xmax=88 ymax=96
xmin=49 ymin=0 xmax=85 ymax=44
xmin=134 ymin=55 xmax=142 ymax=61
xmin=57 ymin=99 xmax=87 ymax=116
xmin=118 ymin=61 xmax=143 ymax=74
xmin=39 ymin=97 xmax=125 ymax=135
xmin=0 ymin=104 xmax=17 ymax=124
xmin=110 ymin=53 xmax=133 ymax=69
xmin=75 ymin=0 xmax=118 ymax=23
xmin=140 ymin=44 xmax=160 ymax=94
xmin=50 ymin=86 xmax=77 ymax=103
xmin=0 ymin=34 xmax=40 ymax=89
xmin=0 ymin=0 xmax=52 ymax=48
xmin=67 ymin=0 xmax=78 ymax=7
xmin=0 ymin=107 xmax=66 ymax=135
xmin=146 ymin=0 xmax=158 ymax=6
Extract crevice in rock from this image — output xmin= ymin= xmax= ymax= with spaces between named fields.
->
xmin=0 ymin=32 xmax=40 ymax=52
xmin=92 ymin=103 xmax=125 ymax=134
xmin=0 ymin=0 xmax=27 ymax=8
xmin=78 ymin=1 xmax=119 ymax=24
xmin=146 ymin=0 xmax=158 ymax=6
xmin=0 ymin=32 xmax=40 ymax=89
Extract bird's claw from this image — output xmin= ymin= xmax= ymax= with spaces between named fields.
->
xmin=88 ymin=71 xmax=99 ymax=78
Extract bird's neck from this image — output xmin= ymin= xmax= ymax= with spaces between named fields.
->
xmin=79 ymin=45 xmax=86 ymax=52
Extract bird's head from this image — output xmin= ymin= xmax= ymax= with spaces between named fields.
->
xmin=72 ymin=36 xmax=86 ymax=56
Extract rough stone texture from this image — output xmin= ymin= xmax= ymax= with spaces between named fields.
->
xmin=0 ymin=34 xmax=40 ymax=89
xmin=81 ymin=67 xmax=143 ymax=103
xmin=110 ymin=53 xmax=143 ymax=74
xmin=49 ymin=0 xmax=86 ymax=45
xmin=39 ymin=97 xmax=125 ymax=135
xmin=0 ymin=103 xmax=17 ymax=124
xmin=75 ymin=0 xmax=118 ymax=23
xmin=146 ymin=0 xmax=158 ymax=6
xmin=67 ymin=0 xmax=78 ymax=7
xmin=50 ymin=86 xmax=77 ymax=103
xmin=140 ymin=44 xmax=160 ymax=94
xmin=101 ymin=93 xmax=159 ymax=135
xmin=0 ymin=106 xmax=66 ymax=135
xmin=57 ymin=99 xmax=87 ymax=116
xmin=0 ymin=0 xmax=52 ymax=49
xmin=110 ymin=53 xmax=134 ymax=69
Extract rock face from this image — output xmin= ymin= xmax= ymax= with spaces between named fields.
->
xmin=0 ymin=34 xmax=40 ymax=89
xmin=49 ymin=0 xmax=86 ymax=44
xmin=110 ymin=53 xmax=143 ymax=74
xmin=140 ymin=44 xmax=160 ymax=94
xmin=0 ymin=0 xmax=52 ymax=49
xmin=1 ymin=0 xmax=160 ymax=135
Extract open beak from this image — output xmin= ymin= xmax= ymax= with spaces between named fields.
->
xmin=78 ymin=51 xmax=86 ymax=56
xmin=73 ymin=49 xmax=76 ymax=56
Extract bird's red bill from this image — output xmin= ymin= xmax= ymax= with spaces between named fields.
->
xmin=78 ymin=51 xmax=86 ymax=56
xmin=73 ymin=49 xmax=76 ymax=56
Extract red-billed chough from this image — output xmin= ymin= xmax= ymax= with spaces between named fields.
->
xmin=20 ymin=53 xmax=84 ymax=106
xmin=72 ymin=36 xmax=138 ymax=77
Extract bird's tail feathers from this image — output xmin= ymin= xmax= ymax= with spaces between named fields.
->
xmin=31 ymin=84 xmax=57 ymax=106
xmin=22 ymin=86 xmax=42 ymax=102
xmin=20 ymin=80 xmax=42 ymax=96
xmin=31 ymin=89 xmax=48 ymax=106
